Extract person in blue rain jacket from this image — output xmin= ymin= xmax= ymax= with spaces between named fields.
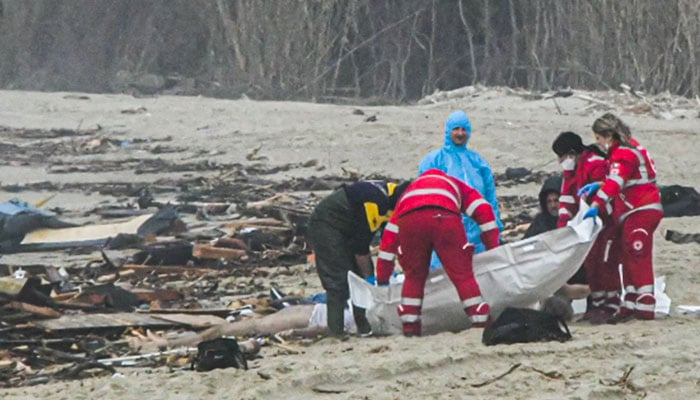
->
xmin=418 ymin=110 xmax=503 ymax=267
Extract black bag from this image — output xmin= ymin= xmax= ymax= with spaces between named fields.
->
xmin=482 ymin=307 xmax=572 ymax=346
xmin=191 ymin=338 xmax=248 ymax=372
xmin=660 ymin=185 xmax=700 ymax=217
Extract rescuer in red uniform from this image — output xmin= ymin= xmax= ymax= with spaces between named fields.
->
xmin=579 ymin=113 xmax=663 ymax=321
xmin=374 ymin=169 xmax=500 ymax=336
xmin=552 ymin=131 xmax=622 ymax=323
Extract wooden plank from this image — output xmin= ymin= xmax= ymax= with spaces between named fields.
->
xmin=130 ymin=288 xmax=182 ymax=302
xmin=2 ymin=301 xmax=61 ymax=318
xmin=149 ymin=313 xmax=226 ymax=328
xmin=120 ymin=264 xmax=226 ymax=276
xmin=34 ymin=312 xmax=178 ymax=331
xmin=21 ymin=214 xmax=153 ymax=245
xmin=136 ymin=308 xmax=235 ymax=317
xmin=192 ymin=244 xmax=246 ymax=260
xmin=222 ymin=218 xmax=285 ymax=228
xmin=33 ymin=312 xmax=224 ymax=331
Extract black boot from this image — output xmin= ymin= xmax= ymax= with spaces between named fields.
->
xmin=326 ymin=299 xmax=346 ymax=337
xmin=352 ymin=305 xmax=372 ymax=337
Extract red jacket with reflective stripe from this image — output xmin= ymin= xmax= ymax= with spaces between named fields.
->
xmin=591 ymin=139 xmax=661 ymax=222
xmin=558 ymin=149 xmax=608 ymax=227
xmin=375 ymin=169 xmax=499 ymax=283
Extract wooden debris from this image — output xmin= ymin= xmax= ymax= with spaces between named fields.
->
xmin=192 ymin=244 xmax=247 ymax=260
xmin=129 ymin=288 xmax=183 ymax=302
xmin=53 ymin=361 xmax=116 ymax=379
xmin=98 ymin=348 xmax=197 ymax=367
xmin=312 ymin=384 xmax=351 ymax=394
xmin=2 ymin=301 xmax=61 ymax=319
xmin=32 ymin=312 xmax=203 ymax=331
xmin=149 ymin=313 xmax=226 ymax=329
xmin=471 ymin=363 xmax=522 ymax=387
xmin=245 ymin=193 xmax=297 ymax=210
xmin=214 ymin=237 xmax=250 ymax=251
xmin=136 ymin=308 xmax=234 ymax=317
xmin=120 ymin=263 xmax=226 ymax=276
xmin=223 ymin=218 xmax=286 ymax=228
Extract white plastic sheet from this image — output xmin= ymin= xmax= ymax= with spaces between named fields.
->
xmin=349 ymin=202 xmax=603 ymax=335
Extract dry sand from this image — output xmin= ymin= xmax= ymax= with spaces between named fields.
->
xmin=1 ymin=88 xmax=699 ymax=399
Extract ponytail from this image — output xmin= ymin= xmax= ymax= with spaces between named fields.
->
xmin=592 ymin=113 xmax=632 ymax=146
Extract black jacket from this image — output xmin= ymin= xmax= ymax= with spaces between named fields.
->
xmin=523 ymin=175 xmax=563 ymax=239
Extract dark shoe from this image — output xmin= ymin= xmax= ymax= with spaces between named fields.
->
xmin=352 ymin=305 xmax=373 ymax=337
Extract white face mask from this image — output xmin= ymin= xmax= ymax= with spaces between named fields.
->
xmin=560 ymin=157 xmax=576 ymax=171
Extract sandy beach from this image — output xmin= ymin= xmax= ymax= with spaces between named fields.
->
xmin=1 ymin=87 xmax=699 ymax=399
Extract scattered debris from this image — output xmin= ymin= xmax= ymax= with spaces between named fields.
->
xmin=0 ymin=123 xmax=552 ymax=388
xmin=418 ymin=85 xmax=700 ymax=120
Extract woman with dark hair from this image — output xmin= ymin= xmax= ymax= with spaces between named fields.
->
xmin=579 ymin=113 xmax=663 ymax=321
xmin=551 ymin=131 xmax=622 ymax=323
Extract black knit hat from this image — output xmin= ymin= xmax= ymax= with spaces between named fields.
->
xmin=552 ymin=131 xmax=585 ymax=157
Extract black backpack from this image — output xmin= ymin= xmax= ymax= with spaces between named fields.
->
xmin=191 ymin=338 xmax=248 ymax=372
xmin=660 ymin=185 xmax=700 ymax=217
xmin=482 ymin=307 xmax=572 ymax=346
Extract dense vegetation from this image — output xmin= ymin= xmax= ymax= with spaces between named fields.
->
xmin=0 ymin=0 xmax=698 ymax=101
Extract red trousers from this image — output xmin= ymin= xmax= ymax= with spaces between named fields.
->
xmin=584 ymin=223 xmax=622 ymax=313
xmin=617 ymin=209 xmax=663 ymax=319
xmin=394 ymin=208 xmax=487 ymax=335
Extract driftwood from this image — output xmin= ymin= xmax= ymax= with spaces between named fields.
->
xmin=575 ymin=94 xmax=614 ymax=109
xmin=97 ymin=348 xmax=198 ymax=367
xmin=471 ymin=363 xmax=522 ymax=388
xmin=120 ymin=264 xmax=227 ymax=276
xmin=245 ymin=194 xmax=299 ymax=210
xmin=53 ymin=361 xmax=116 ymax=379
xmin=192 ymin=244 xmax=247 ymax=260
xmin=136 ymin=308 xmax=234 ymax=317
xmin=2 ymin=301 xmax=61 ymax=319
xmin=223 ymin=218 xmax=286 ymax=227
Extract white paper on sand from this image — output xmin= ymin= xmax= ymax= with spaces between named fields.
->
xmin=349 ymin=201 xmax=603 ymax=335
xmin=652 ymin=275 xmax=671 ymax=316
xmin=676 ymin=305 xmax=700 ymax=315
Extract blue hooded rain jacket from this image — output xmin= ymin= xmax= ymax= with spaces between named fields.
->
xmin=418 ymin=110 xmax=503 ymax=267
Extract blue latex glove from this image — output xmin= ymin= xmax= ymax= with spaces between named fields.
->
xmin=577 ymin=182 xmax=601 ymax=197
xmin=583 ymin=207 xmax=599 ymax=220
xmin=366 ymin=276 xmax=389 ymax=286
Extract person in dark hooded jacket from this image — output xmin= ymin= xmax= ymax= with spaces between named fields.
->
xmin=522 ymin=174 xmax=590 ymax=317
xmin=523 ymin=175 xmax=563 ymax=238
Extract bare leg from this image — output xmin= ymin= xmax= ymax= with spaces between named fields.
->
xmin=557 ymin=284 xmax=591 ymax=300
xmin=167 ymin=305 xmax=316 ymax=348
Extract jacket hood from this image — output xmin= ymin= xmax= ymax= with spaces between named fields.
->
xmin=443 ymin=110 xmax=472 ymax=149
xmin=539 ymin=174 xmax=563 ymax=212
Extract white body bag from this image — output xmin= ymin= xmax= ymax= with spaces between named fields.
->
xmin=349 ymin=202 xmax=603 ymax=335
